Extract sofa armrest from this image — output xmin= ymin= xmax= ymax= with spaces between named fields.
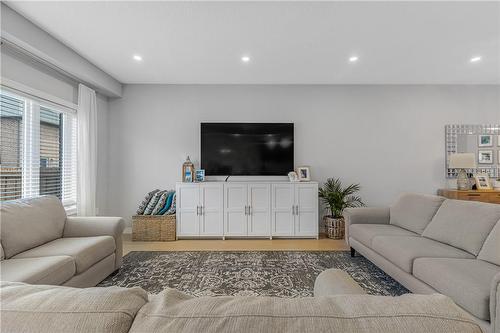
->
xmin=63 ymin=216 xmax=125 ymax=269
xmin=64 ymin=216 xmax=125 ymax=239
xmin=343 ymin=207 xmax=390 ymax=246
xmin=343 ymin=207 xmax=390 ymax=225
xmin=492 ymin=271 xmax=500 ymax=333
xmin=314 ymin=269 xmax=366 ymax=296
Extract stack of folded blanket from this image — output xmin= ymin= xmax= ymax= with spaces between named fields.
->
xmin=136 ymin=189 xmax=176 ymax=215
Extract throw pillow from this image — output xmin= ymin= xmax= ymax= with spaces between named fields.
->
xmin=164 ymin=193 xmax=176 ymax=215
xmin=136 ymin=189 xmax=159 ymax=215
xmin=158 ymin=191 xmax=175 ymax=215
xmin=144 ymin=190 xmax=166 ymax=215
xmin=151 ymin=191 xmax=171 ymax=215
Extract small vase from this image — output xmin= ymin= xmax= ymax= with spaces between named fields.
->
xmin=324 ymin=216 xmax=345 ymax=240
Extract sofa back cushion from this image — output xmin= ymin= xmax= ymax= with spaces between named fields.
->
xmin=129 ymin=288 xmax=481 ymax=333
xmin=423 ymin=200 xmax=500 ymax=255
xmin=477 ymin=219 xmax=500 ymax=266
xmin=390 ymin=193 xmax=445 ymax=234
xmin=0 ymin=282 xmax=148 ymax=333
xmin=0 ymin=196 xmax=67 ymax=258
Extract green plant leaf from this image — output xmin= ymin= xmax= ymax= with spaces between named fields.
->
xmin=318 ymin=178 xmax=364 ymax=218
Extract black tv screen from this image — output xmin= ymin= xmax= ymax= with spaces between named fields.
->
xmin=201 ymin=123 xmax=294 ymax=176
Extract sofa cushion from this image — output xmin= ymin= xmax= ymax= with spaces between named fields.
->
xmin=371 ymin=236 xmax=474 ymax=273
xmin=349 ymin=224 xmax=419 ymax=248
xmin=0 ymin=256 xmax=75 ymax=285
xmin=390 ymin=193 xmax=445 ymax=234
xmin=422 ymin=200 xmax=500 ymax=255
xmin=413 ymin=258 xmax=500 ymax=321
xmin=129 ymin=288 xmax=481 ymax=333
xmin=0 ymin=196 xmax=67 ymax=258
xmin=13 ymin=236 xmax=115 ymax=274
xmin=0 ymin=281 xmax=148 ymax=333
xmin=478 ymin=220 xmax=500 ymax=266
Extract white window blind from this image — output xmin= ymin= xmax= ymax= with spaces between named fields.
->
xmin=0 ymin=90 xmax=77 ymax=211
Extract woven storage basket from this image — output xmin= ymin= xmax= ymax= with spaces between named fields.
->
xmin=132 ymin=215 xmax=176 ymax=241
xmin=324 ymin=216 xmax=345 ymax=240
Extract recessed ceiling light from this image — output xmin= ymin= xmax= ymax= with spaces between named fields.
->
xmin=241 ymin=56 xmax=251 ymax=63
xmin=470 ymin=56 xmax=482 ymax=63
xmin=133 ymin=55 xmax=143 ymax=62
xmin=349 ymin=56 xmax=359 ymax=63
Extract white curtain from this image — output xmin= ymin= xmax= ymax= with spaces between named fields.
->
xmin=77 ymin=84 xmax=97 ymax=216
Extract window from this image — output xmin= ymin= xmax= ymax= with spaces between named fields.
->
xmin=0 ymin=91 xmax=77 ymax=211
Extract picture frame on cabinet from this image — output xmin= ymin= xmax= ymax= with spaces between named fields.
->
xmin=474 ymin=173 xmax=492 ymax=190
xmin=296 ymin=166 xmax=311 ymax=181
xmin=478 ymin=150 xmax=494 ymax=164
xmin=195 ymin=169 xmax=205 ymax=182
xmin=478 ymin=135 xmax=493 ymax=147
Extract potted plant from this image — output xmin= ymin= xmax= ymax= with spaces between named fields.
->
xmin=318 ymin=178 xmax=364 ymax=239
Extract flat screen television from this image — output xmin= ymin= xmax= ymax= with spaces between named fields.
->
xmin=201 ymin=123 xmax=294 ymax=176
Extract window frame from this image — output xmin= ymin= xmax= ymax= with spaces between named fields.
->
xmin=0 ymin=83 xmax=78 ymax=213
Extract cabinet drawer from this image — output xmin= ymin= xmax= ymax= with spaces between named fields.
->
xmin=457 ymin=193 xmax=489 ymax=202
xmin=488 ymin=192 xmax=500 ymax=204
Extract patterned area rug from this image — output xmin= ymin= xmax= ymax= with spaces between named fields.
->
xmin=99 ymin=251 xmax=409 ymax=297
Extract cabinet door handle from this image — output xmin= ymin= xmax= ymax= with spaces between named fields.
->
xmin=295 ymin=205 xmax=299 ymax=215
xmin=292 ymin=205 xmax=295 ymax=215
xmin=244 ymin=205 xmax=247 ymax=215
xmin=248 ymin=206 xmax=251 ymax=216
xmin=196 ymin=206 xmax=200 ymax=215
xmin=200 ymin=206 xmax=204 ymax=216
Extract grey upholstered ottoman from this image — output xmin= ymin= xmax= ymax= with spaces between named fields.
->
xmin=314 ymin=269 xmax=366 ymax=296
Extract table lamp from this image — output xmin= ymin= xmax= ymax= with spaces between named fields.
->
xmin=449 ymin=153 xmax=476 ymax=190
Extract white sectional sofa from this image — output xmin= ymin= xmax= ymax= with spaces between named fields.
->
xmin=345 ymin=193 xmax=500 ymax=333
xmin=0 ymin=196 xmax=125 ymax=287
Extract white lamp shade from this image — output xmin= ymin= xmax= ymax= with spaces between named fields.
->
xmin=449 ymin=153 xmax=476 ymax=169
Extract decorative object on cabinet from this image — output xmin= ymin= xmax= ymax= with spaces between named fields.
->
xmin=445 ymin=124 xmax=499 ymax=179
xmin=132 ymin=215 xmax=176 ymax=241
xmin=288 ymin=171 xmax=298 ymax=182
xmin=438 ymin=188 xmax=500 ymax=204
xmin=195 ymin=169 xmax=205 ymax=182
xmin=474 ymin=173 xmax=493 ymax=190
xmin=494 ymin=177 xmax=500 ymax=190
xmin=318 ymin=178 xmax=364 ymax=239
xmin=448 ymin=153 xmax=476 ymax=190
xmin=182 ymin=156 xmax=195 ymax=182
xmin=478 ymin=150 xmax=494 ymax=164
xmin=296 ymin=166 xmax=311 ymax=181
xmin=478 ymin=134 xmax=493 ymax=147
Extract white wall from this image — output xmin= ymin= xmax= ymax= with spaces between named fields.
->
xmin=107 ymin=85 xmax=500 ymax=226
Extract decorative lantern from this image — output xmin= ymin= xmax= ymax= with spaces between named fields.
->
xmin=182 ymin=156 xmax=195 ymax=182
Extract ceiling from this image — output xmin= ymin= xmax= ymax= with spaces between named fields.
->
xmin=6 ymin=1 xmax=500 ymax=85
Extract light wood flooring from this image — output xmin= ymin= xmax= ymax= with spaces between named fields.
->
xmin=123 ymin=233 xmax=349 ymax=255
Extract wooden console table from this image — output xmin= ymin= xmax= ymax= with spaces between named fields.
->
xmin=438 ymin=189 xmax=500 ymax=204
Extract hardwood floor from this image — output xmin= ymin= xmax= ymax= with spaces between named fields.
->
xmin=122 ymin=233 xmax=349 ymax=255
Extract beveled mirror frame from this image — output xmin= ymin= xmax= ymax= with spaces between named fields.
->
xmin=445 ymin=124 xmax=500 ymax=179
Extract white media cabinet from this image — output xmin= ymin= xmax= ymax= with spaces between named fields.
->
xmin=175 ymin=181 xmax=319 ymax=239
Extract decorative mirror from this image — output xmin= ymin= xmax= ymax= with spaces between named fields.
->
xmin=445 ymin=124 xmax=500 ymax=179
